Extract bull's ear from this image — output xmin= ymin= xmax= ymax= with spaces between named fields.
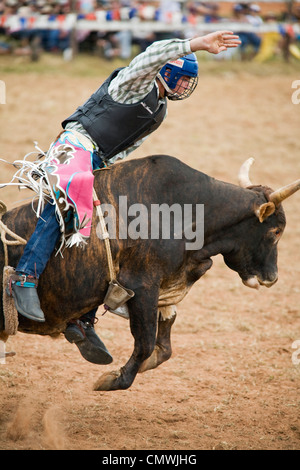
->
xmin=255 ymin=202 xmax=276 ymax=223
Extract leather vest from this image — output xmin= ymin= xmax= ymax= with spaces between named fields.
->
xmin=62 ymin=68 xmax=167 ymax=161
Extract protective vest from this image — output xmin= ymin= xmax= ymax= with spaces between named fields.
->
xmin=62 ymin=68 xmax=167 ymax=161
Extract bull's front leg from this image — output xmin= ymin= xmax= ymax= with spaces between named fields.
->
xmin=138 ymin=306 xmax=177 ymax=373
xmin=93 ymin=285 xmax=159 ymax=391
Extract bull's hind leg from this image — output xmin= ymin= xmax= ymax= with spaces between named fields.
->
xmin=138 ymin=306 xmax=177 ymax=373
xmin=94 ymin=285 xmax=159 ymax=392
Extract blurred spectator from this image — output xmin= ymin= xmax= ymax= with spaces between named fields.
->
xmin=1 ymin=0 xmax=72 ymax=58
xmin=131 ymin=0 xmax=157 ymax=52
xmin=233 ymin=3 xmax=262 ymax=59
xmin=294 ymin=5 xmax=300 ymax=22
xmin=78 ymin=0 xmax=96 ymax=14
xmin=0 ymin=0 xmax=299 ymax=62
xmin=253 ymin=12 xmax=281 ymax=62
xmin=93 ymin=1 xmax=133 ymax=59
xmin=203 ymin=3 xmax=221 ymax=23
xmin=247 ymin=3 xmax=264 ymax=27
xmin=157 ymin=0 xmax=181 ymax=24
xmin=185 ymin=1 xmax=222 ymax=24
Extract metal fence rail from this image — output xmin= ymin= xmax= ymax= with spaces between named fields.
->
xmin=1 ymin=14 xmax=300 ymax=34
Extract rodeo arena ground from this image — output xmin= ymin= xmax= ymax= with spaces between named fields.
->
xmin=0 ymin=0 xmax=300 ymax=453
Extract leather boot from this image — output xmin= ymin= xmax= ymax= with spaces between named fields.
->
xmin=9 ymin=274 xmax=45 ymax=322
xmin=64 ymin=318 xmax=113 ymax=365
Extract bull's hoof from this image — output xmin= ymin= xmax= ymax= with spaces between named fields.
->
xmin=93 ymin=369 xmax=121 ymax=391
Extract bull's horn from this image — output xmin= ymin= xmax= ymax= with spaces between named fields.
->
xmin=238 ymin=158 xmax=255 ymax=188
xmin=269 ymin=179 xmax=300 ymax=205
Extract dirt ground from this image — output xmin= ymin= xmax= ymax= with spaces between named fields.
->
xmin=0 ymin=55 xmax=300 ymax=450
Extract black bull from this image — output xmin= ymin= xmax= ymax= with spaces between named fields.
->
xmin=0 ymin=155 xmax=299 ymax=391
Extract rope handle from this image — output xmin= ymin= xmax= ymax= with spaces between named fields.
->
xmin=0 ymin=200 xmax=27 ymax=267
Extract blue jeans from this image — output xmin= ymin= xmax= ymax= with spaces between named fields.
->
xmin=17 ymin=202 xmax=60 ymax=278
xmin=16 ymin=150 xmax=104 ymax=321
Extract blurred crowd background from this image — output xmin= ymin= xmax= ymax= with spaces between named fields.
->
xmin=0 ymin=0 xmax=300 ymax=62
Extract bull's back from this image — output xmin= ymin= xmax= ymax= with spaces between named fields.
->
xmin=95 ymin=155 xmax=205 ymax=208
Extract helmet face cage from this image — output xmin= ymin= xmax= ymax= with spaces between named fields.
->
xmin=159 ymin=54 xmax=199 ymax=101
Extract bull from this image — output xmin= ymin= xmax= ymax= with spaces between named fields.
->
xmin=0 ymin=155 xmax=299 ymax=391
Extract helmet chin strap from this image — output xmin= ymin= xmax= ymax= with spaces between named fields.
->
xmin=157 ymin=73 xmax=174 ymax=96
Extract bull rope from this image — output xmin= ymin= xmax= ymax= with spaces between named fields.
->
xmin=92 ymin=189 xmax=115 ymax=281
xmin=92 ymin=189 xmax=135 ymax=313
xmin=0 ymin=201 xmax=27 ymax=267
xmin=0 ymin=201 xmax=26 ymax=336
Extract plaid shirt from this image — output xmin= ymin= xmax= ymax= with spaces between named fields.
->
xmin=66 ymin=38 xmax=191 ymax=164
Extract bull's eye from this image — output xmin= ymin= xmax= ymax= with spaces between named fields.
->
xmin=269 ymin=227 xmax=282 ymax=244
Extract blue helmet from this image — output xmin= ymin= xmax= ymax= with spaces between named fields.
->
xmin=158 ymin=53 xmax=198 ymax=101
